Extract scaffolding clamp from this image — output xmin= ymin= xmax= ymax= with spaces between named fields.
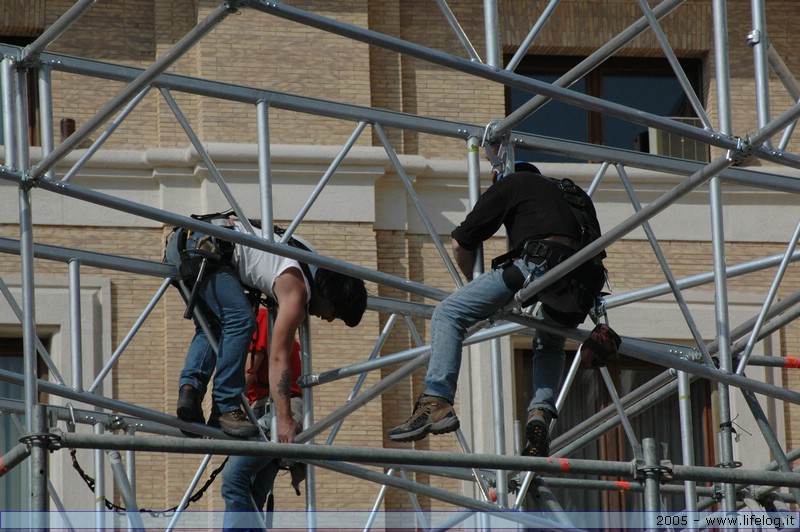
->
xmin=726 ymin=136 xmax=757 ymax=165
xmin=224 ymin=0 xmax=250 ymax=13
xmin=19 ymin=430 xmax=62 ymax=450
xmin=297 ymin=373 xmax=319 ymax=388
xmin=634 ymin=457 xmax=674 ymax=483
xmin=108 ymin=415 xmax=127 ymax=432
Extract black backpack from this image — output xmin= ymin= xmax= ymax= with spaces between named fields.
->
xmin=550 ymin=177 xmax=608 ymax=299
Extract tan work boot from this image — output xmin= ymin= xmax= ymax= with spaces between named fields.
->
xmin=218 ymin=408 xmax=259 ymax=438
xmin=387 ymin=394 xmax=460 ymax=442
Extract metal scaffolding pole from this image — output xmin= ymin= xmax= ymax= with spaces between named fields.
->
xmin=52 ymin=431 xmax=800 ymax=488
xmin=711 ymin=0 xmax=737 ymax=512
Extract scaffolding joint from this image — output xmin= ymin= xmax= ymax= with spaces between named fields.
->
xmin=297 ymin=373 xmax=319 ymax=388
xmin=19 ymin=430 xmax=62 ymax=450
xmin=481 ymin=120 xmax=506 ymax=149
xmin=634 ymin=458 xmax=674 ymax=483
xmin=18 ymin=170 xmax=40 ymax=191
xmin=224 ymin=0 xmax=250 ymax=13
xmin=726 ymin=136 xmax=758 ymax=165
xmin=746 ymin=29 xmax=762 ymax=47
xmin=17 ymin=49 xmax=40 ymax=70
xmin=108 ymin=415 xmax=128 ymax=432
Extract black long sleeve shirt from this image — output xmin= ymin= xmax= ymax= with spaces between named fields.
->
xmin=451 ymin=171 xmax=581 ymax=252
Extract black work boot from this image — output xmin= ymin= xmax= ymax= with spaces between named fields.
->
xmin=387 ymin=394 xmax=460 ymax=442
xmin=523 ymin=408 xmax=552 ymax=457
xmin=176 ymin=384 xmax=205 ymax=437
xmin=218 ymin=408 xmax=259 ymax=438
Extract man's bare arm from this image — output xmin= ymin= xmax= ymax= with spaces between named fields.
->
xmin=269 ymin=268 xmax=307 ymax=442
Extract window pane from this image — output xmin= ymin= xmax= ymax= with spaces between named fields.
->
xmin=603 ymin=74 xmax=690 ymax=152
xmin=0 ymin=352 xmax=28 ymax=510
xmin=509 ymin=75 xmax=588 ymax=164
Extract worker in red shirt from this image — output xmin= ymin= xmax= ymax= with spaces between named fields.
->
xmin=220 ymin=307 xmax=305 ymax=532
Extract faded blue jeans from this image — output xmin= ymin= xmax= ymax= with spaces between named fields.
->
xmin=166 ymin=231 xmax=256 ymax=414
xmin=221 ymin=454 xmax=279 ymax=531
xmin=423 ymin=257 xmax=573 ymax=418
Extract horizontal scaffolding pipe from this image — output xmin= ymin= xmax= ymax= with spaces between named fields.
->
xmin=508 ymin=132 xmax=800 ymax=194
xmin=0 ymin=368 xmax=229 ymax=440
xmin=0 ymin=236 xmax=175 ymax=278
xmin=20 ymin=48 xmax=482 ymax=141
xmin=4 ymin=48 xmax=798 ymax=189
xmin=311 ymin=460 xmax=575 ymax=531
xmin=55 ymin=431 xmax=636 ymax=476
xmin=618 ymin=334 xmax=800 ymax=405
xmin=0 ymin=397 xmax=183 ymax=438
xmin=53 ymin=432 xmax=800 ymax=488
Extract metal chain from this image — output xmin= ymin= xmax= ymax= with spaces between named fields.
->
xmin=69 ymin=448 xmax=228 ymax=515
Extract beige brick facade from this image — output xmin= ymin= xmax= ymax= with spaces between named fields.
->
xmin=2 ymin=0 xmax=800 ymax=520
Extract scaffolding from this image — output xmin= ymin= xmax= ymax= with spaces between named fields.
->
xmin=2 ymin=0 xmax=800 ymax=530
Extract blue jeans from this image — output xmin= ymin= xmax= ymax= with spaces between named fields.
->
xmin=166 ymin=231 xmax=256 ymax=413
xmin=179 ymin=266 xmax=255 ymax=413
xmin=221 ymin=454 xmax=279 ymax=531
xmin=423 ymin=257 xmax=572 ymax=417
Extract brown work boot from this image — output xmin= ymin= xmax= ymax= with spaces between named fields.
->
xmin=387 ymin=394 xmax=460 ymax=442
xmin=218 ymin=408 xmax=259 ymax=438
xmin=523 ymin=408 xmax=552 ymax=457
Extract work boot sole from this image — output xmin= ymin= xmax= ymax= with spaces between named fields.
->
xmin=524 ymin=416 xmax=549 ymax=457
xmin=387 ymin=416 xmax=460 ymax=443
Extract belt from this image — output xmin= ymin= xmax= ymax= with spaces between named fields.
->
xmin=543 ymin=234 xmax=581 ymax=249
xmin=521 ymin=239 xmax=577 ymax=267
xmin=490 ymin=238 xmax=578 ymax=270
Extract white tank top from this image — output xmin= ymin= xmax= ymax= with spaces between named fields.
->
xmin=229 ymin=221 xmax=314 ymax=304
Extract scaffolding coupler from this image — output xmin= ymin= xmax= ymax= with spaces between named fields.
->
xmin=634 ymin=456 xmax=674 ymax=483
xmin=726 ymin=136 xmax=758 ymax=166
xmin=297 ymin=373 xmax=319 ymax=389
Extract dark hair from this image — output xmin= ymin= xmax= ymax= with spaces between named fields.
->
xmin=314 ymin=268 xmax=367 ymax=327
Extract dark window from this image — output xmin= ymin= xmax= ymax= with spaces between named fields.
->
xmin=0 ymin=337 xmax=50 ymax=511
xmin=506 ymin=56 xmax=705 ymax=163
xmin=516 ymin=347 xmax=714 ymax=516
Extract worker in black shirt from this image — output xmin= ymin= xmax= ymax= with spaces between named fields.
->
xmin=388 ymin=162 xmax=598 ymax=457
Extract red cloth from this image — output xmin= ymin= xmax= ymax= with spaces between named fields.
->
xmin=245 ymin=308 xmax=303 ymax=403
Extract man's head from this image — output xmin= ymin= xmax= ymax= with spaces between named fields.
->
xmin=492 ymin=161 xmax=542 ymax=183
xmin=311 ymin=269 xmax=367 ymax=327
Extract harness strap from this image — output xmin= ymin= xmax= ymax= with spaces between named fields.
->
xmin=491 ymin=239 xmax=576 ymax=270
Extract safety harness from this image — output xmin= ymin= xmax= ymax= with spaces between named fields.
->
xmin=166 ymin=210 xmax=315 ymax=317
